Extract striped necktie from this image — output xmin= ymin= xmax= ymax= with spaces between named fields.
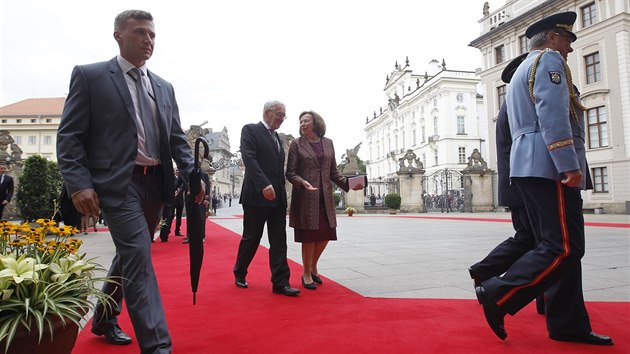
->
xmin=130 ymin=67 xmax=160 ymax=159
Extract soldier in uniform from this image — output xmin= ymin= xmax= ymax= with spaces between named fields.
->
xmin=474 ymin=12 xmax=613 ymax=345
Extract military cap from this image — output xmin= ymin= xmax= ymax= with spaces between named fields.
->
xmin=525 ymin=11 xmax=577 ymax=42
xmin=501 ymin=53 xmax=528 ymax=84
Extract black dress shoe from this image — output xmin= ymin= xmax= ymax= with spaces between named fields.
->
xmin=311 ymin=273 xmax=323 ymax=285
xmin=272 ymin=285 xmax=300 ymax=296
xmin=235 ymin=278 xmax=248 ymax=288
xmin=175 ymin=232 xmax=183 ymax=236
xmin=91 ymin=324 xmax=132 ymax=345
xmin=475 ymin=286 xmax=507 ymax=340
xmin=550 ymin=332 xmax=613 ymax=345
xmin=302 ymin=276 xmax=316 ymax=290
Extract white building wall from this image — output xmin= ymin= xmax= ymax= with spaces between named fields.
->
xmin=364 ymin=61 xmax=484 ymax=196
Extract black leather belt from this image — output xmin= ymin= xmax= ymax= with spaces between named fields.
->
xmin=134 ymin=165 xmax=162 ymax=175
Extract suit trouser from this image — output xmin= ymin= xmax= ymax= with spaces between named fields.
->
xmin=159 ymin=205 xmax=174 ymax=241
xmin=174 ymin=203 xmax=184 ymax=234
xmin=482 ymin=177 xmax=591 ymax=335
xmin=233 ymin=205 xmax=291 ymax=287
xmin=470 ymin=207 xmax=535 ymax=280
xmin=94 ymin=172 xmax=171 ymax=354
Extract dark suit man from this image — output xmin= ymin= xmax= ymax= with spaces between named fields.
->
xmin=469 ymin=53 xmax=542 ymax=306
xmin=173 ymin=172 xmax=185 ymax=236
xmin=0 ymin=163 xmax=14 ymax=220
xmin=474 ymin=12 xmax=612 ymax=345
xmin=57 ymin=10 xmax=204 ymax=353
xmin=233 ymin=100 xmax=300 ymax=296
xmin=158 ymin=170 xmax=181 ymax=242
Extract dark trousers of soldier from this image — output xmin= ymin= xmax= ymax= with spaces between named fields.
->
xmin=481 ymin=177 xmax=591 ymax=336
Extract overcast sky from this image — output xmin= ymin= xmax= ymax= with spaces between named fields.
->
xmin=0 ymin=0 xmax=502 ymax=160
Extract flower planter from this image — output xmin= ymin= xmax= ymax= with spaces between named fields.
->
xmin=347 ymin=211 xmax=353 ymax=217
xmin=8 ymin=317 xmax=79 ymax=354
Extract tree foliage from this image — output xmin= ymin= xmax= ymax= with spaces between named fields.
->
xmin=16 ymin=156 xmax=62 ymax=221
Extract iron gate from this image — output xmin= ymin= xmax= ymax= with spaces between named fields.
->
xmin=422 ymin=168 xmax=464 ymax=212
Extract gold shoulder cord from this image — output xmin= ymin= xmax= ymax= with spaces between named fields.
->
xmin=527 ymin=49 xmax=586 ymax=122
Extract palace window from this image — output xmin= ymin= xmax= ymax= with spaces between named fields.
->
xmin=581 ymin=3 xmax=597 ymax=27
xmin=587 ymin=106 xmax=608 ymax=148
xmin=433 ymin=117 xmax=438 ymax=136
xmin=495 ymin=45 xmax=505 ymax=64
xmin=518 ymin=35 xmax=528 ymax=54
xmin=458 ymin=147 xmax=466 ymax=164
xmin=497 ymin=85 xmax=506 ymax=107
xmin=585 ymin=52 xmax=601 ymax=84
xmin=592 ymin=167 xmax=608 ymax=193
xmin=457 ymin=116 xmax=466 ymax=135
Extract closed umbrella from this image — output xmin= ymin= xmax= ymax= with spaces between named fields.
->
xmin=187 ymin=137 xmax=209 ymax=304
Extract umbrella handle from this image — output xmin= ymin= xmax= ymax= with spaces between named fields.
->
xmin=194 ymin=138 xmax=210 ymax=170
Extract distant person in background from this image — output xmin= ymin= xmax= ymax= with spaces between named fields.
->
xmin=158 ymin=170 xmax=179 ymax=242
xmin=173 ymin=170 xmax=185 ymax=236
xmin=81 ymin=214 xmax=98 ymax=234
xmin=0 ymin=163 xmax=14 ymax=219
xmin=285 ymin=111 xmax=362 ymax=290
xmin=211 ymin=194 xmax=219 ymax=215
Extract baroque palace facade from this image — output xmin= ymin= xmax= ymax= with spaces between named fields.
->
xmin=470 ymin=0 xmax=630 ymax=213
xmin=363 ymin=58 xmax=486 ymax=200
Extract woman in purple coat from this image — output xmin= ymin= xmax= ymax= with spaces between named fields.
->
xmin=286 ymin=111 xmax=360 ymax=290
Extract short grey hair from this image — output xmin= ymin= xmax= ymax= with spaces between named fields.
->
xmin=263 ymin=100 xmax=284 ymax=116
xmin=529 ymin=29 xmax=553 ymax=49
xmin=114 ymin=10 xmax=153 ymax=31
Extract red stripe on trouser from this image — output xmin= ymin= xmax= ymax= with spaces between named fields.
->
xmin=496 ymin=181 xmax=570 ymax=307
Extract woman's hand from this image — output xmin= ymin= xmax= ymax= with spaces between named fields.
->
xmin=302 ymin=180 xmax=318 ymax=191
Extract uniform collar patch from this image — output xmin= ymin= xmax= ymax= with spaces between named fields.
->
xmin=549 ymin=71 xmax=562 ymax=85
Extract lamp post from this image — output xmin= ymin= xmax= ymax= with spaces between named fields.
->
xmin=443 ymin=167 xmax=449 ymax=195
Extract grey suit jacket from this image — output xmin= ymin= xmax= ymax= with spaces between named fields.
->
xmin=57 ymin=57 xmax=194 ymax=208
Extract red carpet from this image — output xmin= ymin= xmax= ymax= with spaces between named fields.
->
xmin=73 ymin=220 xmax=629 ymax=353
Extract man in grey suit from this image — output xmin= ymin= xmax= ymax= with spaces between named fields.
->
xmin=233 ymin=101 xmax=300 ymax=296
xmin=57 ymin=9 xmax=204 ymax=353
